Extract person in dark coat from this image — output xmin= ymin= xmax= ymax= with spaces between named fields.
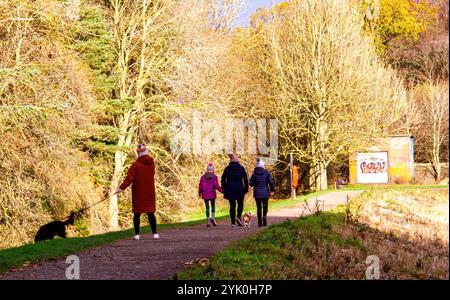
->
xmin=116 ymin=144 xmax=159 ymax=240
xmin=249 ymin=157 xmax=275 ymax=227
xmin=221 ymin=154 xmax=248 ymax=227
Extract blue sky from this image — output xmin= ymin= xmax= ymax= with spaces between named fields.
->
xmin=237 ymin=0 xmax=285 ymax=26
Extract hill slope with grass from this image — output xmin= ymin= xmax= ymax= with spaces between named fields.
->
xmin=0 ymin=0 xmax=111 ymax=248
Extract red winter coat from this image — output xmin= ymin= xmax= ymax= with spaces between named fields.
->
xmin=119 ymin=155 xmax=156 ymax=213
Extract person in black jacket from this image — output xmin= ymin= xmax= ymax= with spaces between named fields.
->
xmin=249 ymin=157 xmax=275 ymax=227
xmin=221 ymin=154 xmax=249 ymax=227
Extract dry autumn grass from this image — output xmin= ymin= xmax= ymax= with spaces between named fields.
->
xmin=349 ymin=188 xmax=449 ymax=279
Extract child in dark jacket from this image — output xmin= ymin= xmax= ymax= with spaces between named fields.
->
xmin=199 ymin=162 xmax=223 ymax=227
xmin=249 ymin=157 xmax=275 ymax=227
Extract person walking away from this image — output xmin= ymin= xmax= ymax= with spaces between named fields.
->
xmin=198 ymin=162 xmax=223 ymax=227
xmin=221 ymin=154 xmax=248 ymax=227
xmin=116 ymin=144 xmax=159 ymax=240
xmin=249 ymin=157 xmax=275 ymax=227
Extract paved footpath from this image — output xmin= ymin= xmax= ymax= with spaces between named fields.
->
xmin=0 ymin=190 xmax=363 ymax=280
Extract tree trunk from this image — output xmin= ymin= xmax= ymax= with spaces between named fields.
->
xmin=109 ymin=150 xmax=127 ymax=231
xmin=308 ymin=137 xmax=317 ymax=191
xmin=310 ymin=108 xmax=329 ymax=191
xmin=430 ymin=116 xmax=442 ymax=183
xmin=309 ymin=161 xmax=328 ymax=191
xmin=431 ymin=151 xmax=441 ymax=183
xmin=308 ymin=134 xmax=329 ymax=192
xmin=309 ymin=163 xmax=317 ymax=191
xmin=317 ymin=161 xmax=328 ymax=191
xmin=108 ymin=109 xmax=137 ymax=230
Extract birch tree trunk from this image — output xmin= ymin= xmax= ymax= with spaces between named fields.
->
xmin=108 ymin=110 xmax=137 ymax=230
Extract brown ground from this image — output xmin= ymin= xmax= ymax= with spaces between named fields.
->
xmin=0 ymin=191 xmax=362 ymax=280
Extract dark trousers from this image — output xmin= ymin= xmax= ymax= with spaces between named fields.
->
xmin=204 ymin=199 xmax=216 ymax=218
xmin=133 ymin=212 xmax=157 ymax=235
xmin=229 ymin=197 xmax=244 ymax=224
xmin=255 ymin=198 xmax=269 ymax=225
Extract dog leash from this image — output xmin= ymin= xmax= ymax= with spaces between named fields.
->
xmin=61 ymin=191 xmax=119 ymax=221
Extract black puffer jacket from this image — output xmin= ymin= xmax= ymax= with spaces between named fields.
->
xmin=221 ymin=162 xmax=248 ymax=200
xmin=249 ymin=167 xmax=275 ymax=199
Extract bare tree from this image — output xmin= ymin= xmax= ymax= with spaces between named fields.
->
xmin=107 ymin=0 xmax=245 ymax=229
xmin=259 ymin=0 xmax=411 ymax=190
xmin=412 ymin=80 xmax=449 ymax=182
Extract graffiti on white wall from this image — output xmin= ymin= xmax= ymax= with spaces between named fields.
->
xmin=357 ymin=152 xmax=388 ymax=183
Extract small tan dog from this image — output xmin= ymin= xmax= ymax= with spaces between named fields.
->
xmin=243 ymin=212 xmax=252 ymax=228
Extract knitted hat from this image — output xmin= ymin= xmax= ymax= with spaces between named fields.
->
xmin=137 ymin=144 xmax=149 ymax=157
xmin=256 ymin=157 xmax=265 ymax=168
xmin=207 ymin=162 xmax=214 ymax=173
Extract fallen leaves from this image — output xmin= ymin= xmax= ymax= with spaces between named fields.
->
xmin=184 ymin=257 xmax=209 ymax=267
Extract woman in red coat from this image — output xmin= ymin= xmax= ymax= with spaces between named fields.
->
xmin=116 ymin=144 xmax=159 ymax=240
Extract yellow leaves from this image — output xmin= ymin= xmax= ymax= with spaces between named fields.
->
xmin=367 ymin=0 xmax=438 ymax=51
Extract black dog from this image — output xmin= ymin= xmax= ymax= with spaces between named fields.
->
xmin=34 ymin=213 xmax=76 ymax=243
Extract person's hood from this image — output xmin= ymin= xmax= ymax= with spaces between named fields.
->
xmin=137 ymin=155 xmax=154 ymax=166
xmin=253 ymin=167 xmax=266 ymax=175
xmin=228 ymin=161 xmax=242 ymax=170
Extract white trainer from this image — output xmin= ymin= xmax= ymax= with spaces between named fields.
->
xmin=153 ymin=233 xmax=160 ymax=239
xmin=133 ymin=235 xmax=140 ymax=240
